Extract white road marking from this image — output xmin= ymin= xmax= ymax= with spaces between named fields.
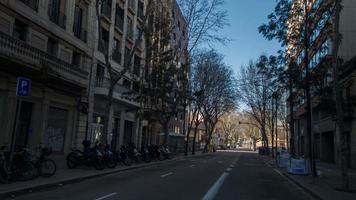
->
xmin=95 ymin=192 xmax=118 ymax=200
xmin=161 ymin=172 xmax=174 ymax=178
xmin=273 ymin=168 xmax=284 ymax=177
xmin=229 ymin=164 xmax=235 ymax=168
xmin=190 ymin=164 xmax=196 ymax=167
xmin=202 ymin=172 xmax=229 ymax=200
xmin=226 ymin=168 xmax=232 ymax=172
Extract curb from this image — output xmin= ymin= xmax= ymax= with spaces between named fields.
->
xmin=0 ymin=152 xmax=212 ymax=199
xmin=261 ymin=155 xmax=324 ymax=200
xmin=275 ymin=168 xmax=324 ymax=200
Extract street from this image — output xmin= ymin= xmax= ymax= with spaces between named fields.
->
xmin=10 ymin=151 xmax=313 ymax=200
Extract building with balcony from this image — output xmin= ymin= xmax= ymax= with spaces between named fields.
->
xmin=0 ymin=0 xmax=92 ymax=153
xmin=141 ymin=0 xmax=189 ymax=151
xmin=0 ymin=0 xmax=189 ymax=154
xmin=287 ymin=0 xmax=356 ymax=168
xmin=89 ymin=0 xmax=146 ymax=151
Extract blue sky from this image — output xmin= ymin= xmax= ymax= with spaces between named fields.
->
xmin=214 ymin=0 xmax=282 ymax=74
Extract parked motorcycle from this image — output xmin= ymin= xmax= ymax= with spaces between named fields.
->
xmin=159 ymin=145 xmax=172 ymax=160
xmin=128 ymin=143 xmax=141 ymax=164
xmin=140 ymin=145 xmax=151 ymax=163
xmin=148 ymin=145 xmax=163 ymax=161
xmin=103 ymin=144 xmax=117 ymax=168
xmin=114 ymin=145 xmax=132 ymax=166
xmin=66 ymin=140 xmax=105 ymax=170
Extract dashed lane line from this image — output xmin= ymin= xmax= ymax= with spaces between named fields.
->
xmin=161 ymin=172 xmax=174 ymax=178
xmin=95 ymin=192 xmax=118 ymax=200
xmin=202 ymin=172 xmax=229 ymax=200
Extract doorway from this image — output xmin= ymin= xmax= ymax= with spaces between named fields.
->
xmin=123 ymin=120 xmax=133 ymax=145
xmin=44 ymin=107 xmax=68 ymax=153
xmin=15 ymin=101 xmax=33 ymax=149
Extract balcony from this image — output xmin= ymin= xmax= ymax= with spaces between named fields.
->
xmin=48 ymin=10 xmax=67 ymax=29
xmin=0 ymin=31 xmax=88 ymax=88
xmin=95 ymin=77 xmax=140 ymax=107
xmin=19 ymin=0 xmax=38 ymax=11
xmin=73 ymin=26 xmax=87 ymax=42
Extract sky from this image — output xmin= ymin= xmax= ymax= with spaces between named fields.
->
xmin=214 ymin=0 xmax=282 ymax=75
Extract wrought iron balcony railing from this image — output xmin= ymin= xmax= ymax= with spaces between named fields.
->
xmin=95 ymin=77 xmax=140 ymax=105
xmin=0 ymin=31 xmax=88 ymax=86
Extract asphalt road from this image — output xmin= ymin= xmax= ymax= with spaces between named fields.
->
xmin=11 ymin=151 xmax=313 ymax=200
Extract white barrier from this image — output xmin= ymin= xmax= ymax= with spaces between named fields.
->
xmin=277 ymin=152 xmax=290 ymax=168
xmin=286 ymin=158 xmax=309 ymax=175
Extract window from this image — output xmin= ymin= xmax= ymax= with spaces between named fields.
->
xmin=73 ymin=5 xmax=87 ymax=42
xmin=133 ymin=81 xmax=140 ymax=92
xmin=96 ymin=64 xmax=105 ymax=86
xmin=138 ymin=1 xmax=144 ymax=20
xmin=101 ymin=0 xmax=112 ymax=19
xmin=122 ymin=79 xmax=131 ymax=89
xmin=115 ymin=4 xmax=124 ymax=31
xmin=20 ymin=0 xmax=39 ymax=11
xmin=127 ymin=17 xmax=133 ymax=40
xmin=124 ymin=47 xmax=131 ymax=67
xmin=98 ymin=28 xmax=109 ymax=53
xmin=112 ymin=39 xmax=121 ymax=64
xmin=133 ymin=55 xmax=140 ymax=76
xmin=47 ymin=38 xmax=58 ymax=56
xmin=48 ymin=0 xmax=66 ymax=29
xmin=128 ymin=0 xmax=136 ymax=12
xmin=72 ymin=51 xmax=81 ymax=67
xmin=13 ymin=20 xmax=28 ymax=41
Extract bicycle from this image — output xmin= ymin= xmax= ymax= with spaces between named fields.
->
xmin=31 ymin=147 xmax=56 ymax=177
xmin=0 ymin=146 xmax=36 ymax=183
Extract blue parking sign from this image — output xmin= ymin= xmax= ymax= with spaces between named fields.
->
xmin=16 ymin=77 xmax=31 ymax=97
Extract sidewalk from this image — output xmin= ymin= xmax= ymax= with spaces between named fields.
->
xmin=262 ymin=156 xmax=356 ymax=200
xmin=0 ymin=151 xmax=207 ymax=199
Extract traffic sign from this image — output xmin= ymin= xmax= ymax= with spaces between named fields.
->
xmin=16 ymin=77 xmax=31 ymax=97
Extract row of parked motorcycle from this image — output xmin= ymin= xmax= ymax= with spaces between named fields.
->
xmin=66 ymin=140 xmax=173 ymax=170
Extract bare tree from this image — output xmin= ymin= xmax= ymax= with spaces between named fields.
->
xmin=175 ymin=0 xmax=229 ymax=155
xmin=193 ymin=50 xmax=237 ymax=153
xmin=238 ymin=57 xmax=274 ymax=149
xmin=177 ymin=0 xmax=229 ymax=54
xmin=220 ymin=112 xmax=240 ymax=147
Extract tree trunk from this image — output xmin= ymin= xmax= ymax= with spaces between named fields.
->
xmin=203 ymin=122 xmax=213 ymax=153
xmin=184 ymin=129 xmax=190 ymax=156
xmin=332 ymin=0 xmax=349 ymax=191
xmin=163 ymin=123 xmax=169 ymax=146
xmin=102 ymin=83 xmax=115 ymax=144
xmin=289 ymin=65 xmax=295 ymax=156
xmin=192 ymin=124 xmax=199 ymax=155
